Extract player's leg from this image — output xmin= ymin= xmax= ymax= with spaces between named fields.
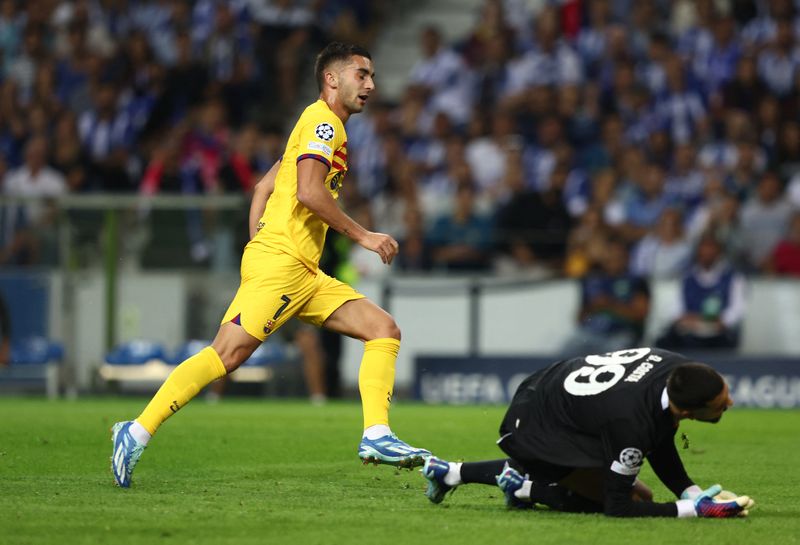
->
xmin=140 ymin=321 xmax=261 ymax=428
xmin=111 ymin=322 xmax=259 ymax=487
xmin=298 ymin=274 xmax=429 ymax=467
xmin=111 ymin=249 xmax=314 ymax=487
xmin=494 ymin=434 xmax=597 ymax=511
xmin=526 ymin=468 xmax=652 ymax=513
xmin=293 ymin=325 xmax=327 ymax=404
xmin=422 ymin=457 xmax=516 ymax=504
xmin=321 ymin=298 xmax=399 ymax=428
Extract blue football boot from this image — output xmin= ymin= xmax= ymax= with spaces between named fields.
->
xmin=358 ymin=434 xmax=431 ymax=468
xmin=111 ymin=421 xmax=146 ymax=488
xmin=422 ymin=456 xmax=456 ymax=503
xmin=496 ymin=463 xmax=530 ymax=509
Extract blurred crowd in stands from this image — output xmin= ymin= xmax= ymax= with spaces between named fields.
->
xmin=2 ymin=0 xmax=800 ymax=294
xmin=0 ymin=0 xmax=382 ymax=264
xmin=353 ymin=0 xmax=800 ymax=285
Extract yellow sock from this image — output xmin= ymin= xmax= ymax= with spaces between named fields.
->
xmin=358 ymin=338 xmax=399 ymax=429
xmin=136 ymin=346 xmax=227 ymax=435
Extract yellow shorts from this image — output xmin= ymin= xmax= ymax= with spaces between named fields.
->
xmin=221 ymin=246 xmax=364 ymax=341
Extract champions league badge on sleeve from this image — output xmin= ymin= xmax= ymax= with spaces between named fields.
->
xmin=315 ymin=123 xmax=335 ymax=142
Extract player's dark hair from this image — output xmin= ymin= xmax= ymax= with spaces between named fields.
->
xmin=315 ymin=42 xmax=372 ymax=91
xmin=667 ymin=363 xmax=725 ymax=410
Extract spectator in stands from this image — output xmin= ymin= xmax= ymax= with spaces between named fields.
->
xmin=564 ymin=205 xmax=612 ymax=278
xmin=494 ymin=159 xmax=572 ymax=276
xmin=155 ymin=30 xmax=209 ymax=128
xmin=0 ymin=288 xmax=9 ymax=366
xmin=561 ymin=238 xmax=650 ymax=357
xmin=418 ymin=134 xmax=468 ymax=220
xmin=656 ymin=55 xmax=707 ymax=144
xmin=721 ymin=55 xmax=767 ymax=113
xmin=201 ymin=3 xmax=257 ymax=127
xmin=619 ymin=162 xmax=673 ymax=242
xmin=370 ymin=161 xmax=419 ymax=243
xmin=686 ymin=177 xmax=745 ymax=264
xmin=465 ymin=109 xmax=517 ymax=195
xmin=345 ymin=100 xmax=393 ymax=198
xmin=692 ymin=14 xmax=740 ymax=96
xmin=522 ymin=115 xmax=566 ymax=192
xmin=408 ymin=112 xmax=455 ymax=194
xmin=586 ymin=167 xmax=625 ymax=228
xmin=505 ymin=5 xmax=583 ymax=100
xmin=78 ymin=81 xmax=135 ymax=191
xmin=578 ymin=114 xmax=623 ymax=172
xmin=6 ymin=22 xmax=46 ymax=103
xmin=665 ymin=143 xmax=706 ymax=212
xmin=739 ymin=171 xmax=794 ymax=271
xmin=395 ymin=204 xmax=431 ymax=272
xmin=756 ymin=19 xmax=800 ymax=98
xmin=657 ymin=232 xmax=746 ymax=350
xmin=50 ymin=112 xmax=89 ymax=192
xmin=630 ymin=207 xmax=692 ymax=279
xmin=460 ymin=0 xmax=515 ymax=74
xmin=472 ymin=32 xmax=515 ymax=112
xmin=0 ymin=0 xmax=23 ymax=74
xmin=725 ymin=140 xmax=766 ymax=200
xmin=408 ymin=25 xmax=473 ymax=127
xmin=218 ymin=123 xmax=269 ymax=194
xmin=1 ymin=136 xmax=66 ymax=265
xmin=254 ymin=0 xmax=318 ymax=110
xmin=766 ymin=211 xmax=800 ymax=276
xmin=753 ymin=95 xmax=781 ymax=162
xmin=575 ymin=0 xmax=612 ymax=78
xmin=427 ymin=181 xmax=493 ymax=272
xmin=774 ymin=121 xmax=800 ymax=182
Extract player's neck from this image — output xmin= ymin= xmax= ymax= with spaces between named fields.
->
xmin=668 ymin=402 xmax=688 ymax=425
xmin=319 ymin=92 xmax=351 ymax=123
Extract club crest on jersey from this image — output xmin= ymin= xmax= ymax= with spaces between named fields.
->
xmin=315 ymin=122 xmax=335 ymax=142
xmin=263 ymin=320 xmax=275 ymax=335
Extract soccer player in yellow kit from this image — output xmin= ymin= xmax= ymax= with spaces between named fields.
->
xmin=111 ymin=42 xmax=431 ymax=488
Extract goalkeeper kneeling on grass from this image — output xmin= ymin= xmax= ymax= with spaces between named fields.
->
xmin=422 ymin=348 xmax=755 ymax=518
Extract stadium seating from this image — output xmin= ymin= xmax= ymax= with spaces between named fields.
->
xmin=99 ymin=339 xmax=296 ymax=392
xmin=0 ymin=337 xmax=64 ymax=399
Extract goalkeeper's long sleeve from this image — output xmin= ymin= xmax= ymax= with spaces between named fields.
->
xmin=647 ymin=435 xmax=694 ymax=498
xmin=603 ymin=470 xmax=680 ymax=517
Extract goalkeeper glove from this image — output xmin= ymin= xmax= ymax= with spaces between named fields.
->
xmin=689 ymin=484 xmax=755 ymax=518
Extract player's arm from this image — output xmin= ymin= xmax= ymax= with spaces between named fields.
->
xmin=296 ymin=158 xmax=398 ymax=264
xmin=249 ymin=159 xmax=280 ymax=239
xmin=600 ymin=423 xmax=682 ymax=517
xmin=602 ymin=426 xmax=750 ymax=518
xmin=646 ymin=434 xmax=695 ymax=498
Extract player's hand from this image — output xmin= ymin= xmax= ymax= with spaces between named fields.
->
xmin=360 ymin=231 xmax=399 ymax=265
xmin=693 ymin=484 xmax=755 ymax=518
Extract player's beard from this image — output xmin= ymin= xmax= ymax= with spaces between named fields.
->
xmin=348 ymin=93 xmax=365 ymax=113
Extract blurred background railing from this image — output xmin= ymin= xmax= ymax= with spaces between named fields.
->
xmin=2 ymin=194 xmax=800 ymax=399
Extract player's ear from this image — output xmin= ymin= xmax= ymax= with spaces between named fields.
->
xmin=325 ymin=69 xmax=338 ymax=89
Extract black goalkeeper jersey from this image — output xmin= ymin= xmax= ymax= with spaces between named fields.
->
xmin=499 ymin=348 xmax=696 ymax=517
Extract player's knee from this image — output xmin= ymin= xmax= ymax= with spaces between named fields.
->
xmin=374 ymin=317 xmax=401 ymax=341
xmin=213 ymin=343 xmax=256 ymax=373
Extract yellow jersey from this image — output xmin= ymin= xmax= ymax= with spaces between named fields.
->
xmin=251 ymin=100 xmax=348 ymax=272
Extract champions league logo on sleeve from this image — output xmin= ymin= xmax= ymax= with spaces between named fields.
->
xmin=619 ymin=448 xmax=643 ymax=468
xmin=315 ymin=123 xmax=335 ymax=142
xmin=611 ymin=447 xmax=643 ymax=475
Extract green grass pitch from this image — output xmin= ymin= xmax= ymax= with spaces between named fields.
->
xmin=1 ymin=397 xmax=798 ymax=545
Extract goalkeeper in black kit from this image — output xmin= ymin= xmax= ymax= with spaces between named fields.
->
xmin=422 ymin=348 xmax=755 ymax=518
